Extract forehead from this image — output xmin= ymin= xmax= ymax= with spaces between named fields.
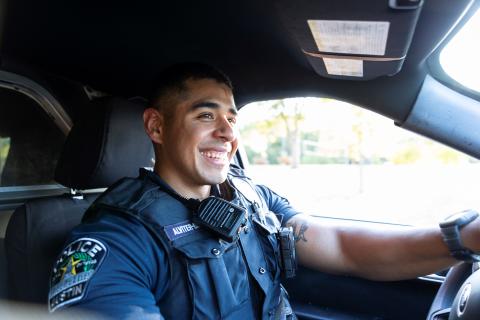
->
xmin=181 ymin=78 xmax=234 ymax=103
xmin=161 ymin=78 xmax=236 ymax=121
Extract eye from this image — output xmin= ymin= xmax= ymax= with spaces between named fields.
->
xmin=227 ymin=117 xmax=237 ymax=125
xmin=198 ymin=112 xmax=214 ymax=120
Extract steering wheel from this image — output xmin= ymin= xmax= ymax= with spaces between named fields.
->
xmin=427 ymin=263 xmax=480 ymax=319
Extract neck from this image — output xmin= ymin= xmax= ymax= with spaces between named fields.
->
xmin=154 ymin=165 xmax=211 ymax=200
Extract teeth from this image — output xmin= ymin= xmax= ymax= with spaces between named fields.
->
xmin=201 ymin=151 xmax=227 ymax=160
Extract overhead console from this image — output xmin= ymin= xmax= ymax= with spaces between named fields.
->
xmin=276 ymin=0 xmax=423 ymax=80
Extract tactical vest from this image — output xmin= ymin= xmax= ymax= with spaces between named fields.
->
xmin=83 ymin=168 xmax=295 ymax=320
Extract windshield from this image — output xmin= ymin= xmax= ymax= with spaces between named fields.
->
xmin=240 ymin=98 xmax=480 ymax=226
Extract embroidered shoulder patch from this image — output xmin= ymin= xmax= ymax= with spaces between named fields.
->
xmin=48 ymin=237 xmax=107 ymax=312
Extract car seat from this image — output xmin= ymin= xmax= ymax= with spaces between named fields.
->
xmin=4 ymin=97 xmax=153 ymax=304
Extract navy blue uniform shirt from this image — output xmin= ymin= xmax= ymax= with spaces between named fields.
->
xmin=49 ymin=181 xmax=299 ymax=319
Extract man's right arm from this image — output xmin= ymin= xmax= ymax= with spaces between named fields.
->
xmin=49 ymin=212 xmax=169 ymax=319
xmin=254 ymin=184 xmax=469 ymax=281
xmin=284 ymin=213 xmax=479 ymax=281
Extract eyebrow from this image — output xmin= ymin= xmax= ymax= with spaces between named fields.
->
xmin=190 ymin=101 xmax=238 ymax=115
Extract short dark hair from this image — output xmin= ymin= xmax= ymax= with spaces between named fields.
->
xmin=149 ymin=62 xmax=233 ymax=108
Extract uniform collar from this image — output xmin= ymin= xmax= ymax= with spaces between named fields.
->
xmin=139 ymin=167 xmax=226 ymax=200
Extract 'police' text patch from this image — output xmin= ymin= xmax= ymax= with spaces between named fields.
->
xmin=48 ymin=238 xmax=107 ymax=312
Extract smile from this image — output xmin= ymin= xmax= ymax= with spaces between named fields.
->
xmin=200 ymin=151 xmax=229 ymax=161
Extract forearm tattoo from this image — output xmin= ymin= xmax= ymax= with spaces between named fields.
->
xmin=289 ymin=221 xmax=309 ymax=243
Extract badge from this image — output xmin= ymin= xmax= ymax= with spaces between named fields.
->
xmin=48 ymin=238 xmax=107 ymax=312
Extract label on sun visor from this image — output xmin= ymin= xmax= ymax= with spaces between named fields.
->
xmin=307 ymin=20 xmax=390 ymax=56
xmin=323 ymin=58 xmax=363 ymax=77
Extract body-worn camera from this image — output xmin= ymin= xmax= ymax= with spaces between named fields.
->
xmin=193 ymin=196 xmax=247 ymax=242
xmin=277 ymin=227 xmax=297 ymax=279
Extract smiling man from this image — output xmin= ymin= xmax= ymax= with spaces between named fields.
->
xmin=49 ymin=63 xmax=480 ymax=320
xmin=144 ymin=74 xmax=239 ymax=199
xmin=48 ymin=63 xmax=301 ymax=319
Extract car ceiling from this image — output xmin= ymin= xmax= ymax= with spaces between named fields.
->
xmin=0 ymin=0 xmax=477 ymax=123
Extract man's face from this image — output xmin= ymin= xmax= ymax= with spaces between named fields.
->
xmin=155 ymin=78 xmax=238 ymax=193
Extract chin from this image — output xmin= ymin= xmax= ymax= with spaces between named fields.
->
xmin=201 ymin=169 xmax=228 ymax=185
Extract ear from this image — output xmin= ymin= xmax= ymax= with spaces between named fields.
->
xmin=143 ymin=107 xmax=164 ymax=144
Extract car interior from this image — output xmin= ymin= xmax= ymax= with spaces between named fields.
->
xmin=1 ymin=0 xmax=480 ymax=319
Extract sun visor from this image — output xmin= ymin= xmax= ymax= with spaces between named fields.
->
xmin=276 ymin=0 xmax=423 ymax=80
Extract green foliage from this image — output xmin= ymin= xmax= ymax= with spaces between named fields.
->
xmin=301 ymin=155 xmax=347 ymax=164
xmin=365 ymin=157 xmax=388 ymax=165
xmin=244 ymin=145 xmax=262 ymax=164
xmin=301 ymin=131 xmax=319 ymax=141
xmin=392 ymin=146 xmax=421 ymax=164
xmin=436 ymin=148 xmax=460 ymax=164
xmin=0 ymin=138 xmax=11 ymax=173
xmin=240 ymin=98 xmax=477 ymax=166
xmin=266 ymin=138 xmax=283 ymax=164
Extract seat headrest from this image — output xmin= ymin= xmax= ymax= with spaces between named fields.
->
xmin=55 ymin=97 xmax=154 ymax=189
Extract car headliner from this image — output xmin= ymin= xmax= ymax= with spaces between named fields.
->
xmin=0 ymin=0 xmax=478 ymax=123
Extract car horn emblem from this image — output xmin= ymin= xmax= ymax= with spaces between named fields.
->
xmin=457 ymin=283 xmax=472 ymax=317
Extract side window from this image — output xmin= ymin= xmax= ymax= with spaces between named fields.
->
xmin=239 ymin=98 xmax=480 ymax=226
xmin=0 ymin=88 xmax=65 ymax=187
xmin=440 ymin=8 xmax=480 ymax=93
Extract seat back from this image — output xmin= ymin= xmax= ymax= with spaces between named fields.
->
xmin=5 ymin=194 xmax=98 ymax=303
xmin=4 ymin=97 xmax=153 ymax=303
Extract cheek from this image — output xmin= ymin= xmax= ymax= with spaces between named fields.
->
xmin=169 ymin=121 xmax=214 ymax=155
xmin=175 ymin=128 xmax=204 ymax=153
xmin=230 ymin=139 xmax=239 ymax=155
xmin=170 ymin=122 xmax=196 ymax=142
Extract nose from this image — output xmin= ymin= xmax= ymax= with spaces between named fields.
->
xmin=213 ymin=116 xmax=237 ymax=142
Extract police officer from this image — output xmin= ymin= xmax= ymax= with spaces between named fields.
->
xmin=49 ymin=63 xmax=480 ymax=319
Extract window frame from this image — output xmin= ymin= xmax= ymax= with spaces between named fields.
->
xmin=0 ymin=71 xmax=73 ymax=208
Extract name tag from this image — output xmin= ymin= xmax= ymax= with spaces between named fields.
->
xmin=164 ymin=220 xmax=200 ymax=241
